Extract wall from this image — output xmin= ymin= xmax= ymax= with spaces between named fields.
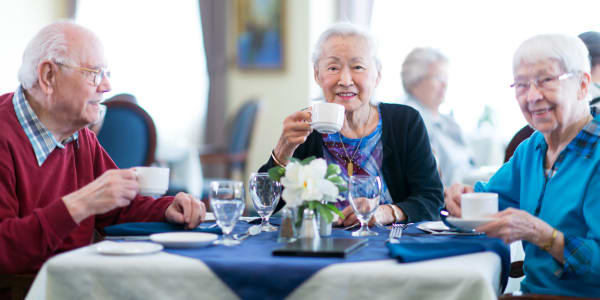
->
xmin=226 ymin=0 xmax=311 ymax=178
xmin=0 ymin=0 xmax=70 ymax=92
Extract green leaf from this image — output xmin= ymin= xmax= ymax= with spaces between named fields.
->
xmin=289 ymin=157 xmax=301 ymax=164
xmin=316 ymin=203 xmax=333 ymax=223
xmin=267 ymin=166 xmax=285 ymax=182
xmin=326 ymin=203 xmax=345 ymax=220
xmin=300 ymin=156 xmax=316 ymax=165
xmin=326 ymin=164 xmax=341 ymax=177
xmin=337 ymin=185 xmax=348 ymax=192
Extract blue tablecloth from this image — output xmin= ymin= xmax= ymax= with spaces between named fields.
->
xmin=160 ymin=220 xmax=510 ymax=300
xmin=103 ymin=222 xmax=222 ymax=235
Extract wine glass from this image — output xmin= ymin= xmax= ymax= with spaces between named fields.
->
xmin=210 ymin=180 xmax=245 ymax=246
xmin=348 ymin=175 xmax=381 ymax=237
xmin=249 ymin=172 xmax=282 ymax=232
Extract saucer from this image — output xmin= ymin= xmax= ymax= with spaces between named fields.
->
xmin=150 ymin=232 xmax=218 ymax=248
xmin=417 ymin=221 xmax=450 ymax=232
xmin=445 ymin=216 xmax=495 ymax=232
xmin=96 ymin=241 xmax=163 ymax=255
xmin=310 ymin=121 xmax=342 ymax=134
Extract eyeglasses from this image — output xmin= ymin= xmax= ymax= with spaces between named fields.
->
xmin=55 ymin=62 xmax=111 ymax=86
xmin=510 ymin=72 xmax=574 ymax=95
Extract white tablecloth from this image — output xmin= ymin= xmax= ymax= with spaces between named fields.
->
xmin=27 ymin=241 xmax=502 ymax=300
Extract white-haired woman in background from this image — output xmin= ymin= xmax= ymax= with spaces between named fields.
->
xmin=259 ymin=23 xmax=443 ymax=225
xmin=445 ymin=34 xmax=600 ymax=297
xmin=402 ymin=48 xmax=475 ymax=187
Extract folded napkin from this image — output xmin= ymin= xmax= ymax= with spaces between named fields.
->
xmin=103 ymin=222 xmax=222 ymax=236
xmin=386 ymin=235 xmax=510 ymax=291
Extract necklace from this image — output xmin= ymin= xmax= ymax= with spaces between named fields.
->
xmin=338 ymin=106 xmax=371 ymax=176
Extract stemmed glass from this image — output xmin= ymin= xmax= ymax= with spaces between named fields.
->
xmin=210 ymin=180 xmax=245 ymax=246
xmin=348 ymin=175 xmax=381 ymax=237
xmin=249 ymin=172 xmax=282 ymax=232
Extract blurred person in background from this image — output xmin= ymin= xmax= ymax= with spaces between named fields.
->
xmin=578 ymin=31 xmax=600 ymax=106
xmin=401 ymin=47 xmax=475 ymax=186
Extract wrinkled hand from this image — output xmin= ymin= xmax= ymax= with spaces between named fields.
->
xmin=476 ymin=208 xmax=550 ymax=245
xmin=165 ymin=192 xmax=206 ymax=230
xmin=273 ymin=110 xmax=312 ymax=164
xmin=63 ymin=169 xmax=139 ymax=223
xmin=444 ymin=183 xmax=474 ymax=217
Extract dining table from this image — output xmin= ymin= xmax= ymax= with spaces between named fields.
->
xmin=26 ymin=220 xmax=509 ymax=300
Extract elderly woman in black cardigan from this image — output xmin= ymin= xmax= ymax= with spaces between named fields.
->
xmin=259 ymin=23 xmax=443 ymax=226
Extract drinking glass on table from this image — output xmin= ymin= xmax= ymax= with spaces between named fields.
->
xmin=210 ymin=180 xmax=245 ymax=246
xmin=348 ymin=175 xmax=381 ymax=237
xmin=249 ymin=172 xmax=282 ymax=232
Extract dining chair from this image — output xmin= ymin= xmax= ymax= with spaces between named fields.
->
xmin=199 ymin=99 xmax=261 ymax=205
xmin=504 ymin=125 xmax=535 ymax=163
xmin=200 ymin=99 xmax=261 ymax=178
xmin=97 ymin=99 xmax=157 ymax=168
xmin=0 ymin=273 xmax=35 ymax=300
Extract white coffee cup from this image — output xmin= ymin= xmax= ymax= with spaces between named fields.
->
xmin=310 ymin=102 xmax=345 ymax=134
xmin=134 ymin=167 xmax=170 ymax=197
xmin=461 ymin=192 xmax=498 ymax=219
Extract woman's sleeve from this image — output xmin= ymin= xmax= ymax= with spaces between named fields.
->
xmin=394 ymin=110 xmax=444 ymax=222
xmin=473 ymin=140 xmax=526 ymax=210
xmin=551 ymin=165 xmax=600 ymax=279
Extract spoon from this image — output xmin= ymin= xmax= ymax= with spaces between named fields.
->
xmin=233 ymin=225 xmax=261 ymax=241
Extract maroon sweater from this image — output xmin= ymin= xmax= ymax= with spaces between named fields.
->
xmin=0 ymin=92 xmax=173 ymax=273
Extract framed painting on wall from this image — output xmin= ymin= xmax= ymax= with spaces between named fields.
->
xmin=235 ymin=0 xmax=285 ymax=70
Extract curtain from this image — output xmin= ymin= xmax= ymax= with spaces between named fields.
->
xmin=199 ymin=0 xmax=228 ymax=148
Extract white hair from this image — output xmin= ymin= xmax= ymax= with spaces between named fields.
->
xmin=401 ymin=47 xmax=448 ymax=93
xmin=311 ymin=22 xmax=382 ymax=73
xmin=18 ymin=20 xmax=85 ymax=89
xmin=513 ymin=34 xmax=591 ymax=75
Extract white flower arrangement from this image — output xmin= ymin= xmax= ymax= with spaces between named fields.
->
xmin=268 ymin=156 xmax=346 ymax=223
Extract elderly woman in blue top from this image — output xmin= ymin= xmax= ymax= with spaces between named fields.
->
xmin=445 ymin=34 xmax=600 ymax=297
xmin=259 ymin=23 xmax=443 ymax=226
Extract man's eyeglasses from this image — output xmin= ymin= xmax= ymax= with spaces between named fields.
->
xmin=510 ymin=72 xmax=574 ymax=95
xmin=55 ymin=62 xmax=111 ymax=86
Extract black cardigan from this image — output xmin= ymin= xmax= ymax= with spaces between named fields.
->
xmin=259 ymin=103 xmax=443 ymax=222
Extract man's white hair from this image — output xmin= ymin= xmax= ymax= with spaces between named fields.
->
xmin=18 ymin=20 xmax=85 ymax=89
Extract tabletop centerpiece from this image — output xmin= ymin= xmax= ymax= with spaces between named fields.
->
xmin=268 ymin=156 xmax=346 ymax=238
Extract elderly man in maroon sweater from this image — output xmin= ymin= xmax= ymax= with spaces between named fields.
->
xmin=0 ymin=21 xmax=206 ymax=275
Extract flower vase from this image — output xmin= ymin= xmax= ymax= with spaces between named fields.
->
xmin=317 ymin=207 xmax=332 ymax=237
xmin=277 ymin=206 xmax=297 ymax=243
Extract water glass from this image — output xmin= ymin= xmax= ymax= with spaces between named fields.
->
xmin=249 ymin=172 xmax=282 ymax=232
xmin=210 ymin=180 xmax=245 ymax=246
xmin=348 ymin=175 xmax=381 ymax=237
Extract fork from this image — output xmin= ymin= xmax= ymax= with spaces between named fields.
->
xmin=387 ymin=224 xmax=404 ymax=244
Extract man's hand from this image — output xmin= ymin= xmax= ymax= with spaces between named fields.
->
xmin=62 ymin=169 xmax=139 ymax=223
xmin=165 ymin=192 xmax=206 ymax=229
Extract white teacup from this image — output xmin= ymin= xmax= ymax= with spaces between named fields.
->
xmin=134 ymin=167 xmax=170 ymax=197
xmin=310 ymin=102 xmax=344 ymax=134
xmin=461 ymin=192 xmax=498 ymax=219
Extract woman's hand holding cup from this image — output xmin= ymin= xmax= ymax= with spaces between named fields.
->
xmin=273 ymin=109 xmax=313 ymax=165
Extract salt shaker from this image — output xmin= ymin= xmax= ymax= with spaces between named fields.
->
xmin=298 ymin=208 xmax=319 ymax=239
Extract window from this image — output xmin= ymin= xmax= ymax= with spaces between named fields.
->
xmin=371 ymin=0 xmax=600 ymax=142
xmin=76 ymin=0 xmax=208 ymax=151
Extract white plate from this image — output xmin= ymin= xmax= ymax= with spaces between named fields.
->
xmin=445 ymin=216 xmax=495 ymax=231
xmin=150 ymin=232 xmax=218 ymax=248
xmin=96 ymin=241 xmax=163 ymax=255
xmin=417 ymin=221 xmax=450 ymax=232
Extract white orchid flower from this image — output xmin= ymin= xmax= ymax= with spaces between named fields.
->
xmin=280 ymin=158 xmax=339 ymax=207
